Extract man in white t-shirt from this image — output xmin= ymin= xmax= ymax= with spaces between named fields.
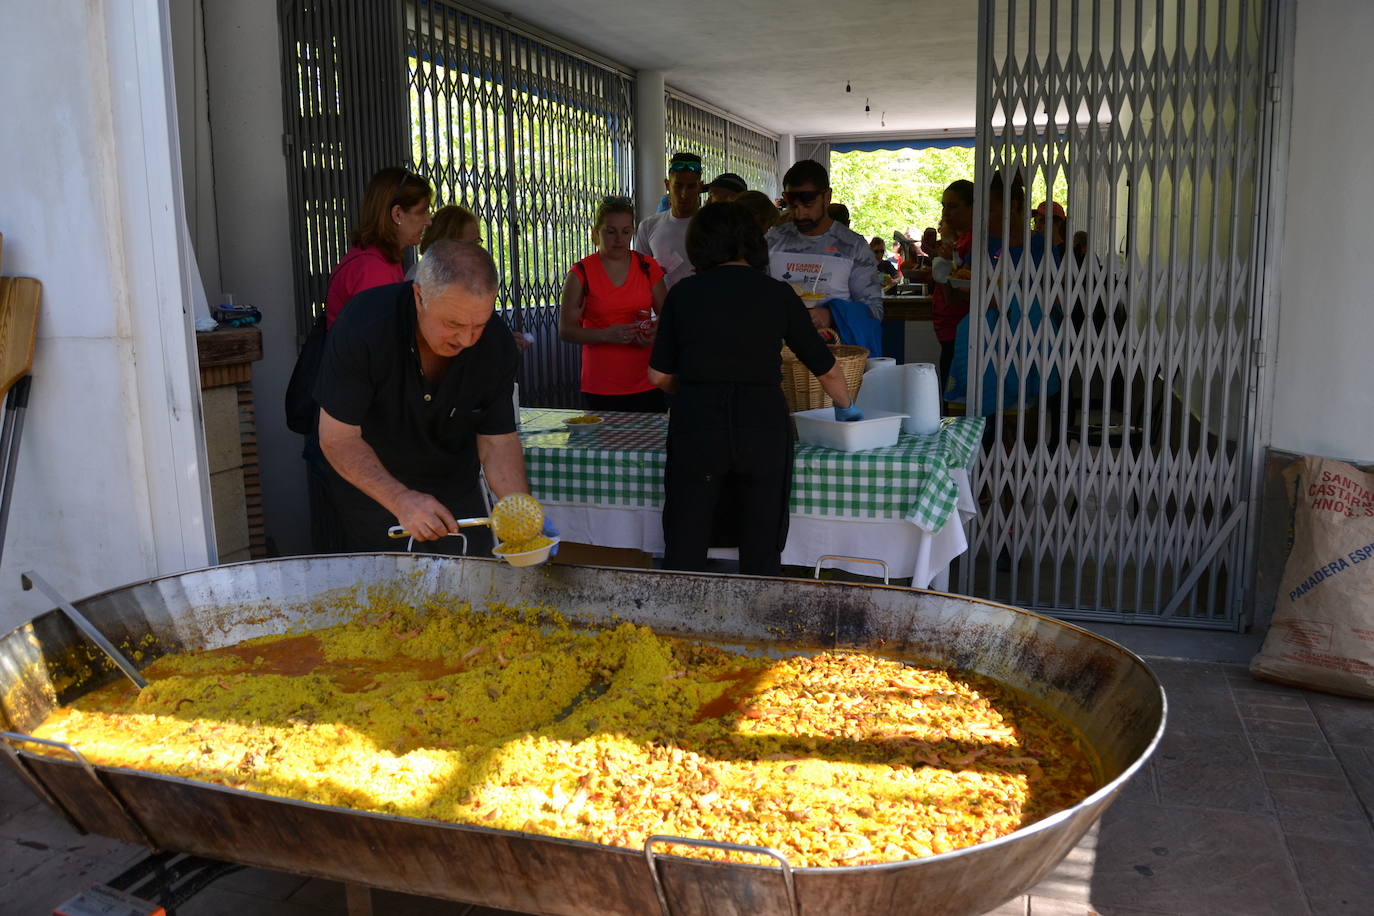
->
xmin=633 ymin=152 xmax=704 ymax=289
xmin=766 ymin=159 xmax=884 ymax=327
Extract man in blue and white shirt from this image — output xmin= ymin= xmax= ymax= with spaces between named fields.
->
xmin=766 ymin=159 xmax=884 ymax=329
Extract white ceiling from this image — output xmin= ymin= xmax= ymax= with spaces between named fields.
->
xmin=486 ymin=0 xmax=980 ymax=137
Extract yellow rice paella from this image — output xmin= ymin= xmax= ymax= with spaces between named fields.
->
xmin=32 ymin=601 xmax=1099 ymax=867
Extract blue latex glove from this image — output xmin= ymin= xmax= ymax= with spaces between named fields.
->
xmin=542 ymin=520 xmax=560 ymax=557
xmin=834 ymin=403 xmax=864 ymax=422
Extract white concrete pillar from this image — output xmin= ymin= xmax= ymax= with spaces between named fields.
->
xmin=635 ymin=70 xmax=666 ymax=220
xmin=778 ymin=133 xmax=797 ymax=190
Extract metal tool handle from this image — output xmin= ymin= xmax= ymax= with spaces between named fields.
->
xmin=813 ymin=554 xmax=890 ymax=584
xmin=387 ymin=530 xmax=469 ymax=556
xmin=643 ymin=835 xmax=797 ymax=916
xmin=21 ymin=570 xmax=147 ymax=689
xmin=387 ymin=517 xmax=489 ymax=539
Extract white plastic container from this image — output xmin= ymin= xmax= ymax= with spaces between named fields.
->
xmin=792 ymin=408 xmax=909 ymax=452
xmin=901 ymin=363 xmax=943 ymax=436
xmin=855 ymin=364 xmax=904 ymax=414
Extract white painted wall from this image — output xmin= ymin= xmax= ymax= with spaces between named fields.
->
xmin=1268 ymin=0 xmax=1374 ymax=462
xmin=200 ymin=0 xmax=310 ymax=556
xmin=0 ymin=1 xmax=212 ymax=634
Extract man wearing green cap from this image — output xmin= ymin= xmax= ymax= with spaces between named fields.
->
xmin=633 ymin=152 xmax=704 ymax=289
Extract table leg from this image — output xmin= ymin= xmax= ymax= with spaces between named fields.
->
xmin=913 ymin=532 xmax=934 ymax=588
xmin=345 ymin=883 xmax=373 ymax=916
xmin=931 ymin=567 xmax=950 ymax=591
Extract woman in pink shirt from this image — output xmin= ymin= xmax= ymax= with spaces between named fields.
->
xmin=325 ymin=167 xmax=433 ymax=328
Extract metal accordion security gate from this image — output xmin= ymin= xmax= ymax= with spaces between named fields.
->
xmin=278 ymin=0 xmax=409 ymax=341
xmin=958 ymin=0 xmax=1282 ymax=628
xmin=403 ymin=0 xmax=636 ymax=407
xmin=277 ymin=1 xmax=635 ymax=412
xmin=664 ymin=89 xmax=781 ymax=199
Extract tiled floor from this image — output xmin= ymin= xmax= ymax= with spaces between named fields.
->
xmin=3 ymin=661 xmax=1371 ymax=916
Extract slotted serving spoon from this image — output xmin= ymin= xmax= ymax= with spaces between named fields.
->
xmin=388 ymin=492 xmax=544 ymax=544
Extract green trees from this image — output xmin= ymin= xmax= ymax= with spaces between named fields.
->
xmin=830 ymin=146 xmax=1070 ymax=247
xmin=830 ymin=147 xmax=977 ymax=244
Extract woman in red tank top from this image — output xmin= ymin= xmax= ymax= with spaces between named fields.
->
xmin=558 ymin=197 xmax=668 ymax=412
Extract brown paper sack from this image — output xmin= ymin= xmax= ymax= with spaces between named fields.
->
xmin=1250 ymin=456 xmax=1374 ymax=698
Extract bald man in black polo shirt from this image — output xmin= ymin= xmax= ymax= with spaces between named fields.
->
xmin=314 ymin=240 xmax=531 ymax=553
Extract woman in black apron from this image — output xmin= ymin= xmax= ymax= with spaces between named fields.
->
xmin=647 ymin=203 xmax=862 ymax=576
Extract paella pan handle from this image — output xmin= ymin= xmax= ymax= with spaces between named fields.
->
xmin=1 ymin=731 xmax=157 ymax=847
xmin=1 ymin=732 xmax=99 ymax=774
xmin=813 ymin=554 xmax=890 ymax=585
xmin=21 ymin=570 xmax=148 ymax=689
xmin=643 ymin=834 xmax=798 ymax=916
xmin=0 ymin=731 xmax=96 ymax=822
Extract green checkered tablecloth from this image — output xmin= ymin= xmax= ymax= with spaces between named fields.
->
xmin=518 ymin=408 xmax=983 ymax=532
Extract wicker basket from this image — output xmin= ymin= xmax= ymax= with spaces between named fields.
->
xmin=781 ymin=328 xmax=868 ymax=411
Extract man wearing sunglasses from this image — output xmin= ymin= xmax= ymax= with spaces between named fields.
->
xmin=766 ymin=160 xmax=884 ymax=336
xmin=633 ymin=152 xmax=705 ymax=290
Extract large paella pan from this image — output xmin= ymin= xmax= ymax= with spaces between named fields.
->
xmin=0 ymin=555 xmax=1165 ymax=916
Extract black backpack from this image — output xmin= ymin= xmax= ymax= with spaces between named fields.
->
xmin=284 ymin=311 xmax=327 ymax=435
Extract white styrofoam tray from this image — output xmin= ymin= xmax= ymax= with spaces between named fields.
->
xmin=792 ymin=408 xmax=909 ymax=452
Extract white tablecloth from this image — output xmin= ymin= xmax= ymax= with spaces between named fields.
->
xmin=544 ymin=468 xmax=975 ymax=589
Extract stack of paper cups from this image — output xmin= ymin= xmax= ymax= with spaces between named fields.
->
xmin=901 ymin=363 xmax=942 ymax=436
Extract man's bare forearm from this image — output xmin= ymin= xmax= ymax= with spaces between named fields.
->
xmin=321 ymin=435 xmax=411 ymax=515
xmin=477 ymin=432 xmax=530 ymax=500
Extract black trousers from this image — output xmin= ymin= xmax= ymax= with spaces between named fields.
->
xmin=662 ymin=383 xmax=792 ymax=577
xmin=303 ymin=435 xmax=345 ymax=554
xmin=326 ymin=467 xmax=493 ymax=557
xmin=583 ymin=389 xmax=667 ymax=413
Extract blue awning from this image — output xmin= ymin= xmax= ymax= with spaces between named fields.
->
xmin=830 ymin=136 xmax=977 ymax=153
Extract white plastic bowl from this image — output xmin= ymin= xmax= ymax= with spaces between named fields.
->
xmin=792 ymin=408 xmax=909 ymax=452
xmin=493 ymin=536 xmax=561 ymax=567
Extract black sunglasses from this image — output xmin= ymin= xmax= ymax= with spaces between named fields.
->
xmin=392 ymin=171 xmax=424 ymax=204
xmin=782 ymin=189 xmax=825 ymax=205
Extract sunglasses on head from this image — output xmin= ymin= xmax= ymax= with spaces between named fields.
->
xmin=669 ymin=159 xmax=703 ymax=173
xmin=392 ymin=171 xmax=424 ymax=204
xmin=782 ymin=189 xmax=824 ymax=205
